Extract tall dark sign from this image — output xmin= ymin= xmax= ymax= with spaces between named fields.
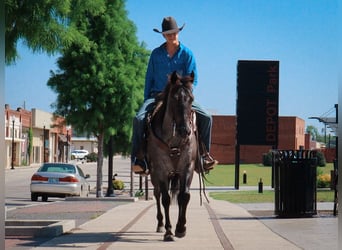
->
xmin=236 ymin=60 xmax=279 ymax=146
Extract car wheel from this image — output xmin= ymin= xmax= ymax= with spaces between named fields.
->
xmin=42 ymin=194 xmax=48 ymax=202
xmin=31 ymin=193 xmax=38 ymax=201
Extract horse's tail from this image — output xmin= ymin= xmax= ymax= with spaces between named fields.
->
xmin=170 ymin=174 xmax=179 ymax=204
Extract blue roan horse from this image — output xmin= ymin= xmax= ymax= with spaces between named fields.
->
xmin=146 ymin=71 xmax=199 ymax=241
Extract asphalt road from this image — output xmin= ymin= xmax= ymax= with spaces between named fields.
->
xmin=5 ymin=157 xmax=137 ymax=209
xmin=5 ymin=157 xmax=139 ymax=249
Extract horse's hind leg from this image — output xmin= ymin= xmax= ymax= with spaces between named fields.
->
xmin=175 ymin=187 xmax=190 ymax=238
xmin=154 ymin=188 xmax=164 ymax=233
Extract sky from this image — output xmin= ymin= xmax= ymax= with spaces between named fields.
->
xmin=5 ymin=0 xmax=339 ymax=134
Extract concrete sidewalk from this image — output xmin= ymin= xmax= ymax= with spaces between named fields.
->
xmin=31 ymin=176 xmax=338 ymax=250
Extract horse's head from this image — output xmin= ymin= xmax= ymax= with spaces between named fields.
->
xmin=167 ymin=71 xmax=195 ymax=138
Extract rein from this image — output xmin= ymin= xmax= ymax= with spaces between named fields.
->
xmin=147 ymin=102 xmax=194 ymax=158
xmin=147 ymin=71 xmax=208 ymax=205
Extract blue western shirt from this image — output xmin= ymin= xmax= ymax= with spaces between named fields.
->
xmin=144 ymin=42 xmax=198 ymax=101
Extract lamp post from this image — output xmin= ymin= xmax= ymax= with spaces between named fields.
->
xmin=11 ymin=117 xmax=15 ymax=169
xmin=43 ymin=125 xmax=46 ymax=163
xmin=106 ymin=135 xmax=114 ymax=197
xmin=66 ymin=126 xmax=70 ymax=163
xmin=66 ymin=125 xmax=71 ymax=163
xmin=309 ymin=115 xmax=338 ymax=146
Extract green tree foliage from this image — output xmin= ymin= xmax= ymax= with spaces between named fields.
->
xmin=5 ymin=0 xmax=93 ymax=64
xmin=262 ymin=151 xmax=273 ymax=166
xmin=306 ymin=125 xmax=325 ymax=143
xmin=6 ymin=1 xmax=69 ymax=64
xmin=316 ymin=151 xmax=326 ymax=167
xmin=47 ymin=0 xmax=149 ymax=196
xmin=306 ymin=125 xmax=319 ymax=141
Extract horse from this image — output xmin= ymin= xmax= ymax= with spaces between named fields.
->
xmin=146 ymin=71 xmax=199 ymax=241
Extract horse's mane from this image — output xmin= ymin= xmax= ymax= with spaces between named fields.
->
xmin=150 ymin=72 xmax=194 ymax=138
xmin=155 ymin=72 xmax=194 ymax=103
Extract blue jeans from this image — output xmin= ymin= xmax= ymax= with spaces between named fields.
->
xmin=131 ymin=98 xmax=212 ymax=162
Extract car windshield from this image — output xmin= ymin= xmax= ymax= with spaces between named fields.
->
xmin=39 ymin=164 xmax=76 ymax=174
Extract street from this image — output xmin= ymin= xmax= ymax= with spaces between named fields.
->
xmin=5 ymin=156 xmax=141 ymax=212
xmin=5 ymin=157 xmax=143 ymax=249
xmin=5 ymin=166 xmax=38 ymax=210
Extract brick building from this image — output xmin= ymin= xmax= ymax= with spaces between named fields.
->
xmin=4 ymin=105 xmax=71 ymax=168
xmin=5 ymin=105 xmax=32 ymax=167
xmin=210 ymin=115 xmax=308 ymax=164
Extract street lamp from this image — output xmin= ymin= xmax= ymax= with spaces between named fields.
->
xmin=11 ymin=116 xmax=15 ymax=169
xmin=66 ymin=125 xmax=71 ymax=163
xmin=309 ymin=115 xmax=337 ymax=144
xmin=106 ymin=135 xmax=114 ymax=197
xmin=43 ymin=125 xmax=46 ymax=163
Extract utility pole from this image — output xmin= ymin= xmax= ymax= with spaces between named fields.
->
xmin=106 ymin=135 xmax=114 ymax=197
xmin=11 ymin=117 xmax=15 ymax=169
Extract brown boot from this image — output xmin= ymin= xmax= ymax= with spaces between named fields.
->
xmin=132 ymin=159 xmax=149 ymax=176
xmin=203 ymin=154 xmax=218 ymax=172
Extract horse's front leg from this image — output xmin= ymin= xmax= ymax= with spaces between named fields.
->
xmin=154 ymin=187 xmax=164 ymax=233
xmin=161 ymin=185 xmax=173 ymax=241
xmin=175 ymin=176 xmax=191 ymax=238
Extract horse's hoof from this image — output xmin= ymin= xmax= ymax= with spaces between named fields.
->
xmin=156 ymin=226 xmax=164 ymax=233
xmin=175 ymin=226 xmax=186 ymax=238
xmin=163 ymin=233 xmax=174 ymax=241
xmin=175 ymin=230 xmax=186 ymax=238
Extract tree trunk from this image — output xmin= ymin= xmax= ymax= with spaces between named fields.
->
xmin=96 ymin=132 xmax=104 ymax=197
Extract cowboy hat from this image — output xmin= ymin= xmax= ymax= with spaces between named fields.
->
xmin=153 ymin=16 xmax=185 ymax=34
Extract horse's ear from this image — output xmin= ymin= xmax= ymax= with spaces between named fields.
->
xmin=170 ymin=71 xmax=178 ymax=84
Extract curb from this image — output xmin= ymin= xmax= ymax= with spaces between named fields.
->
xmin=5 ymin=219 xmax=75 ymax=237
xmin=65 ymin=196 xmax=138 ymax=202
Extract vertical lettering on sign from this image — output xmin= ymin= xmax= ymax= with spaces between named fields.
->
xmin=266 ymin=64 xmax=279 ymax=144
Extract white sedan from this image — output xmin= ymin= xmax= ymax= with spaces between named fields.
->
xmin=71 ymin=149 xmax=89 ymax=160
xmin=30 ymin=163 xmax=91 ymax=202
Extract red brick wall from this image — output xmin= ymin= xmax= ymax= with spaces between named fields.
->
xmin=210 ymin=115 xmax=235 ymax=164
xmin=210 ymin=115 xmax=306 ymax=164
xmin=278 ymin=116 xmax=305 ymax=149
xmin=321 ymin=148 xmax=337 ymax=163
xmin=305 ymin=133 xmax=311 ymax=149
xmin=19 ymin=109 xmax=32 ymax=128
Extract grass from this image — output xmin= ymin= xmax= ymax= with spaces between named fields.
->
xmin=205 ymin=163 xmax=335 ymax=203
xmin=205 ymin=164 xmax=272 ymax=186
xmin=209 ymin=189 xmax=334 ymax=203
xmin=204 ymin=163 xmax=334 ymax=187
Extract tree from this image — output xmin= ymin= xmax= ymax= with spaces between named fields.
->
xmin=48 ymin=0 xmax=149 ymax=197
xmin=306 ymin=125 xmax=325 ymax=143
xmin=5 ymin=0 xmax=89 ymax=64
xmin=306 ymin=125 xmax=319 ymax=141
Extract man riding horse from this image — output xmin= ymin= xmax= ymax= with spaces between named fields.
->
xmin=132 ymin=16 xmax=218 ymax=175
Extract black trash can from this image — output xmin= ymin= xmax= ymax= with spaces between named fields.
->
xmin=273 ymin=150 xmax=317 ymax=217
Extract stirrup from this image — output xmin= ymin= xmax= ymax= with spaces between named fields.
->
xmin=203 ymin=155 xmax=218 ymax=172
xmin=133 ymin=159 xmax=149 ymax=176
